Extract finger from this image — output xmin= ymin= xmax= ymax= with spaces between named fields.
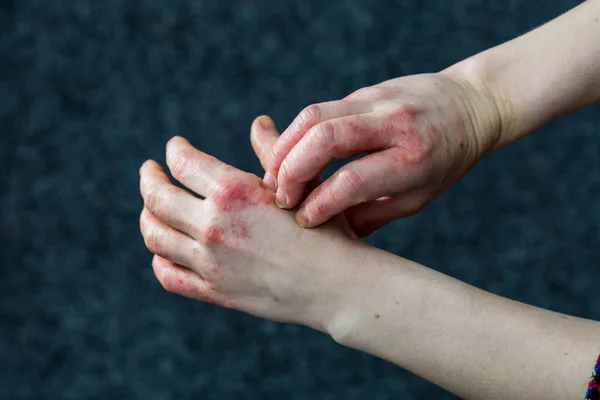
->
xmin=140 ymin=207 xmax=200 ymax=268
xmin=165 ymin=136 xmax=238 ymax=198
xmin=268 ymin=99 xmax=370 ymax=181
xmin=250 ymin=115 xmax=280 ymax=172
xmin=345 ymin=193 xmax=426 ymax=237
xmin=152 ymin=255 xmax=216 ymax=303
xmin=276 ymin=114 xmax=391 ymax=209
xmin=139 ymin=159 xmax=204 ymax=237
xmin=295 ymin=147 xmax=429 ymax=228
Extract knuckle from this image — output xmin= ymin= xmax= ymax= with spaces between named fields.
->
xmin=268 ymin=144 xmax=280 ymax=170
xmin=202 ymin=223 xmax=225 ymax=244
xmin=312 ymin=120 xmax=336 ymax=149
xmin=345 ymin=87 xmax=367 ymax=99
xmin=366 ymin=87 xmax=387 ymax=101
xmin=396 ymin=103 xmax=418 ymax=117
xmin=278 ymin=159 xmax=296 ymax=183
xmin=211 ymin=180 xmax=228 ymax=196
xmin=144 ymin=226 xmax=164 ymax=254
xmin=298 ymin=104 xmax=321 ymax=126
xmin=309 ymin=191 xmax=329 ymax=219
xmin=145 ymin=184 xmax=168 ymax=213
xmin=169 ymin=150 xmax=195 ymax=178
xmin=336 ymin=168 xmax=366 ymax=199
xmin=347 ymin=86 xmax=386 ymax=101
xmin=139 ymin=210 xmax=148 ymax=233
xmin=145 ymin=184 xmax=162 ymax=211
xmin=151 ymin=258 xmax=172 ymax=292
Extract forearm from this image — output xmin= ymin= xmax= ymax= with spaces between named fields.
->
xmin=324 ymin=243 xmax=600 ymax=399
xmin=446 ymin=0 xmax=600 ymax=148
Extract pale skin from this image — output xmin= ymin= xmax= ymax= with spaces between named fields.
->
xmin=139 ymin=2 xmax=600 ymax=399
xmin=265 ymin=0 xmax=600 ymax=237
xmin=139 ymin=126 xmax=600 ymax=400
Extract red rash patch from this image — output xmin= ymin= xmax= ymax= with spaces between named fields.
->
xmin=163 ymin=266 xmax=197 ymax=298
xmin=205 ymin=225 xmax=225 ymax=244
xmin=204 ymin=181 xmax=272 ymax=245
xmin=231 ymin=220 xmax=250 ymax=240
xmin=213 ymin=181 xmax=270 ymax=212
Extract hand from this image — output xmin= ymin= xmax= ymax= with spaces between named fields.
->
xmin=250 ymin=115 xmax=358 ymax=239
xmin=263 ymin=72 xmax=502 ymax=236
xmin=138 ymin=134 xmax=360 ymax=332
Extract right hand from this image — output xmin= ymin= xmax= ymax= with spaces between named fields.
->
xmin=263 ymin=70 xmax=504 ymax=236
xmin=139 ymin=135 xmax=361 ymax=333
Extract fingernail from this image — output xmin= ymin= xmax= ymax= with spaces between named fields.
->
xmin=263 ymin=171 xmax=277 ymax=191
xmin=275 ymin=191 xmax=287 ymax=208
xmin=259 ymin=116 xmax=274 ymax=130
xmin=296 ymin=208 xmax=309 ymax=227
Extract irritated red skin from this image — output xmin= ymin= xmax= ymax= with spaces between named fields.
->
xmin=212 ymin=181 xmax=271 ymax=212
xmin=205 ymin=181 xmax=272 ymax=244
xmin=231 ymin=219 xmax=250 ymax=240
xmin=205 ymin=225 xmax=225 ymax=245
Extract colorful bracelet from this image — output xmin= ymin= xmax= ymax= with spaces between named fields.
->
xmin=585 ymin=354 xmax=600 ymax=400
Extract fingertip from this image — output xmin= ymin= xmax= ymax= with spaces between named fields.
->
xmin=140 ymin=159 xmax=159 ymax=175
xmin=257 ymin=115 xmax=276 ymax=131
xmin=296 ymin=202 xmax=328 ymax=228
xmin=262 ymin=171 xmax=277 ymax=192
xmin=151 ymin=254 xmax=168 ymax=279
xmin=166 ymin=135 xmax=190 ymax=151
xmin=295 ymin=208 xmax=309 ymax=228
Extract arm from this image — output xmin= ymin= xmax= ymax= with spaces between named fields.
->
xmin=445 ymin=0 xmax=600 ymax=147
xmin=260 ymin=0 xmax=600 ymax=235
xmin=140 ymin=121 xmax=599 ymax=399
xmin=323 ymin=243 xmax=600 ymax=399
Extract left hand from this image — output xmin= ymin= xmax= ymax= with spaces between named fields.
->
xmin=261 ymin=72 xmax=502 ymax=236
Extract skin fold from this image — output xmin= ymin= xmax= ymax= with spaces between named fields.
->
xmin=139 ymin=1 xmax=600 ymax=398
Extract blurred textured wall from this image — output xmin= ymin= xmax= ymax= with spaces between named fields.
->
xmin=1 ymin=1 xmax=598 ymax=399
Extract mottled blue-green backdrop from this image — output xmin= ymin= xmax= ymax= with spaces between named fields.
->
xmin=1 ymin=1 xmax=598 ymax=399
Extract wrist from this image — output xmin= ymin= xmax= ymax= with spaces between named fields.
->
xmin=320 ymin=244 xmax=414 ymax=347
xmin=445 ymin=1 xmax=600 ymax=149
xmin=442 ymin=54 xmax=520 ymax=151
xmin=298 ymin=237 xmax=373 ymax=334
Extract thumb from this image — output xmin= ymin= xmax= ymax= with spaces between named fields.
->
xmin=250 ymin=115 xmax=280 ymax=173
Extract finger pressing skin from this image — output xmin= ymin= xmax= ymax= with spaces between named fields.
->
xmin=140 ymin=207 xmax=200 ymax=268
xmin=250 ymin=115 xmax=280 ymax=173
xmin=139 ymin=159 xmax=204 ymax=237
xmin=276 ymin=114 xmax=390 ymax=209
xmin=295 ymin=147 xmax=429 ymax=228
xmin=166 ymin=136 xmax=237 ymax=198
xmin=268 ymin=99 xmax=370 ymax=183
xmin=344 ymin=193 xmax=426 ymax=237
xmin=151 ymin=255 xmax=216 ymax=303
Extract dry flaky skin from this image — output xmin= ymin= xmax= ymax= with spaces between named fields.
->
xmin=263 ymin=71 xmax=503 ymax=236
xmin=139 ymin=135 xmax=362 ymax=332
xmin=261 ymin=0 xmax=600 ymax=240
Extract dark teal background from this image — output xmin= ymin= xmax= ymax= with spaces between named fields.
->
xmin=1 ymin=1 xmax=598 ymax=399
